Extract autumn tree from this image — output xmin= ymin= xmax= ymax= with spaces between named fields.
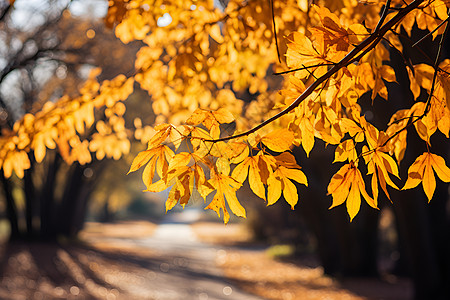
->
xmin=0 ymin=0 xmax=140 ymax=240
xmin=1 ymin=0 xmax=450 ymax=298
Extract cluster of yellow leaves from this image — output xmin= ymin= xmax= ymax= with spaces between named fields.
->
xmin=128 ymin=109 xmax=307 ymax=223
xmin=110 ymin=0 xmax=314 ymax=129
xmin=403 ymin=152 xmax=450 ymax=201
xmin=122 ymin=0 xmax=450 ymax=222
xmin=0 ymin=69 xmax=134 ymax=178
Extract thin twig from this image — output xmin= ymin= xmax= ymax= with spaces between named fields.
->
xmin=424 ymin=11 xmax=449 ymax=115
xmin=273 ymin=63 xmax=335 ymax=75
xmin=374 ymin=0 xmax=392 ymax=32
xmin=270 ymin=0 xmax=282 ymax=63
xmin=412 ymin=14 xmax=450 ymax=47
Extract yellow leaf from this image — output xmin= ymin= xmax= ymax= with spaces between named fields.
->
xmin=33 ymin=134 xmax=47 ymax=163
xmin=347 ymin=179 xmax=361 ymax=222
xmin=403 ymin=152 xmax=450 ymax=202
xmin=273 ymin=152 xmax=298 ymax=168
xmin=146 ymin=179 xmax=166 ymax=193
xmin=169 ymin=127 xmax=183 ymax=150
xmin=248 ymin=157 xmax=266 ymax=200
xmin=207 ymin=174 xmax=244 ymax=224
xmin=3 ymin=150 xmax=30 ymax=179
xmin=168 ymin=152 xmax=192 ymax=172
xmin=407 ymin=66 xmax=421 ymax=100
xmin=299 ymin=118 xmax=315 ymax=156
xmin=334 ymin=140 xmax=357 ymax=163
xmin=381 ymin=65 xmax=396 ymax=82
xmin=260 ymin=129 xmax=294 ymax=152
xmin=279 ymin=166 xmax=308 ymax=186
xmin=430 ymin=153 xmax=450 ymax=182
xmin=403 ymin=153 xmax=426 ymax=190
xmin=311 ymin=5 xmax=351 ymax=52
xmin=267 ymin=174 xmax=282 ymax=206
xmin=186 ymin=109 xmax=208 ymax=126
xmin=216 ymin=157 xmax=231 ymax=175
xmin=340 ymin=118 xmax=364 ymax=142
xmin=142 ymin=157 xmax=157 ymax=189
xmin=231 ymin=157 xmax=250 ymax=183
xmin=128 ymin=148 xmax=155 ymax=174
xmin=166 ymin=166 xmax=191 ymax=186
xmin=130 ymin=145 xmax=173 ymax=194
xmin=229 ymin=142 xmax=249 ymax=164
xmin=371 ymin=172 xmax=379 ymax=206
xmin=269 ymin=163 xmax=307 ymax=209
xmin=327 ymin=164 xmax=376 ymax=220
xmin=328 ymin=164 xmax=352 ymax=208
xmin=348 ymin=24 xmax=369 ymax=44
xmin=363 ymin=143 xmax=399 ymax=201
xmin=166 ymin=185 xmax=180 ymax=212
xmin=147 ymin=124 xmax=171 ymax=148
xmin=212 ymin=108 xmax=235 ymax=124
xmin=231 ymin=155 xmax=267 ymax=200
xmin=423 ymin=160 xmax=436 ymax=201
xmin=282 ymin=176 xmax=298 ymax=209
xmin=286 ymin=32 xmax=328 ymax=78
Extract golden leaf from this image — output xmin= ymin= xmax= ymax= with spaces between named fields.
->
xmin=206 ymin=173 xmax=244 ymax=224
xmin=403 ymin=152 xmax=450 ymax=202
xmin=328 ymin=164 xmax=377 ymax=221
xmin=260 ymin=129 xmax=295 ymax=152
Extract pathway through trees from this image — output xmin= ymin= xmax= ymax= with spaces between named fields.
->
xmin=116 ymin=209 xmax=263 ymax=300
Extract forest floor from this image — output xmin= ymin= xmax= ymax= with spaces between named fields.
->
xmin=0 ymin=218 xmax=412 ymax=300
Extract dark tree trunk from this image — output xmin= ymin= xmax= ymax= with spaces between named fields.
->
xmin=24 ymin=155 xmax=35 ymax=238
xmin=55 ymin=162 xmax=101 ymax=238
xmin=1 ymin=172 xmax=20 ymax=240
xmin=390 ymin=129 xmax=450 ymax=300
xmin=379 ymin=28 xmax=450 ymax=299
xmin=294 ymin=144 xmax=380 ymax=277
xmin=39 ymin=151 xmax=61 ymax=240
xmin=56 ymin=163 xmax=85 ymax=238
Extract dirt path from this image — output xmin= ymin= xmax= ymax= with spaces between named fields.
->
xmin=120 ymin=221 xmax=263 ymax=300
xmin=0 ymin=211 xmax=263 ymax=300
xmin=79 ymin=209 xmax=264 ymax=300
xmin=0 ymin=212 xmax=412 ymax=299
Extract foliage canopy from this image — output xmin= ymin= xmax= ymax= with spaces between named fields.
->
xmin=2 ymin=0 xmax=450 ymax=222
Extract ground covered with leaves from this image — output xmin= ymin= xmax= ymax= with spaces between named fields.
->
xmin=0 ymin=221 xmax=412 ymax=299
xmin=192 ymin=222 xmax=413 ymax=300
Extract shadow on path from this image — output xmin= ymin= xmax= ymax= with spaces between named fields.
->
xmin=97 ymin=208 xmax=264 ymax=300
xmin=0 ymin=208 xmax=264 ymax=300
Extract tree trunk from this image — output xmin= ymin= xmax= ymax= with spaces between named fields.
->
xmin=1 ymin=172 xmax=20 ymax=240
xmin=293 ymin=144 xmax=380 ymax=276
xmin=56 ymin=163 xmax=85 ymax=238
xmin=39 ymin=151 xmax=61 ymax=240
xmin=24 ymin=154 xmax=35 ymax=238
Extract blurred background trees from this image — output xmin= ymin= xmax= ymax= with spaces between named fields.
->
xmin=0 ymin=0 xmax=156 ymax=240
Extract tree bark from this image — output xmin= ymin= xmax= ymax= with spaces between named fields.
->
xmin=24 ymin=154 xmax=36 ymax=238
xmin=1 ymin=172 xmax=20 ymax=240
xmin=39 ymin=151 xmax=61 ymax=240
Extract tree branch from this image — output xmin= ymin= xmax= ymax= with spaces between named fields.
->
xmin=204 ymin=0 xmax=425 ymax=143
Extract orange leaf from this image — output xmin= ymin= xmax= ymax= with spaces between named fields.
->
xmin=207 ymin=174 xmax=244 ymax=224
xmin=260 ymin=129 xmax=294 ymax=152
xmin=328 ymin=164 xmax=377 ymax=221
xmin=404 ymin=153 xmax=450 ymax=202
